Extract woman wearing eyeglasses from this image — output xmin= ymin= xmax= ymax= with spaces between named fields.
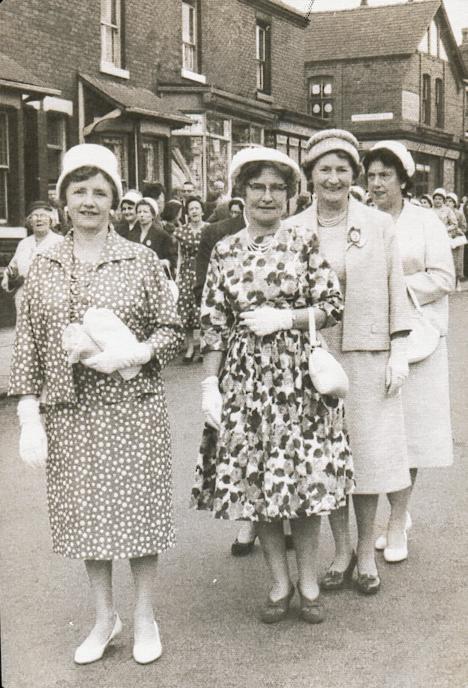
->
xmin=1 ymin=200 xmax=63 ymax=317
xmin=191 ymin=147 xmax=353 ymax=625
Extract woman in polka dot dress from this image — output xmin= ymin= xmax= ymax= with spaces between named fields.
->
xmin=9 ymin=144 xmax=183 ymax=665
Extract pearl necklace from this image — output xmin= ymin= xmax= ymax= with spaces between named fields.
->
xmin=317 ymin=208 xmax=348 ymax=227
xmin=245 ymin=229 xmax=278 ymax=254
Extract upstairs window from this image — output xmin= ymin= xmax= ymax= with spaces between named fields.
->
xmin=422 ymin=74 xmax=431 ymax=125
xmin=435 ymin=78 xmax=444 ymax=128
xmin=256 ymin=21 xmax=271 ymax=94
xmin=308 ymin=77 xmax=334 ymax=120
xmin=182 ymin=1 xmax=199 ymax=73
xmin=0 ymin=111 xmax=9 ymax=222
xmin=100 ymin=0 xmax=124 ymax=69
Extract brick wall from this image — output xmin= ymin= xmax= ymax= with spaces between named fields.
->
xmin=201 ymin=0 xmax=307 ymax=112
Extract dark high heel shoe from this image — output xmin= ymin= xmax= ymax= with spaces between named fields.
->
xmin=297 ymin=586 xmax=325 ymax=624
xmin=260 ymin=585 xmax=295 ymax=624
xmin=320 ymin=551 xmax=357 ymax=591
xmin=182 ymin=350 xmax=195 ymax=364
xmin=355 ymin=570 xmax=381 ymax=595
xmin=231 ymin=535 xmax=257 ymax=556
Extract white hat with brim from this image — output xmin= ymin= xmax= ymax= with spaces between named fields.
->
xmin=433 ymin=187 xmax=446 ymax=199
xmin=120 ymin=190 xmax=142 ymax=207
xmin=370 ymin=141 xmax=415 ymax=178
xmin=56 ymin=143 xmax=123 ymax=201
xmin=446 ymin=191 xmax=458 ymax=205
xmin=138 ymin=197 xmax=159 ymax=217
xmin=229 ymin=146 xmax=301 ymax=190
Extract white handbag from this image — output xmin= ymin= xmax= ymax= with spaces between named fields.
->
xmin=163 ymin=263 xmax=179 ymax=303
xmin=406 ymin=288 xmax=440 ymax=364
xmin=307 ymin=307 xmax=349 ymax=398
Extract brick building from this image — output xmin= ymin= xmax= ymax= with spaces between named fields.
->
xmin=0 ymin=0 xmax=191 ymax=230
xmin=158 ymin=0 xmax=325 ymax=198
xmin=304 ymin=0 xmax=468 ymax=196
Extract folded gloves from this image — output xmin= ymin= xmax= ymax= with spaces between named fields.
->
xmin=62 ymin=307 xmax=151 ymax=380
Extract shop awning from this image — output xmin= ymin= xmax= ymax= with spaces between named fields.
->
xmin=80 ymin=73 xmax=190 ymax=127
xmin=0 ymin=52 xmax=61 ymax=96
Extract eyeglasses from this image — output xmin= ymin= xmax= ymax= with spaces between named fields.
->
xmin=247 ymin=183 xmax=288 ymax=197
xmin=30 ymin=212 xmax=50 ymax=220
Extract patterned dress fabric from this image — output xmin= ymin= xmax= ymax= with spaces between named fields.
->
xmin=9 ymin=229 xmax=183 ymax=559
xmin=173 ymin=222 xmax=207 ymax=330
xmin=191 ymin=223 xmax=354 ymax=521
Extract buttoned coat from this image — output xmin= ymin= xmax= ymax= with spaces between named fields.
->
xmin=9 ymin=229 xmax=183 ymax=405
xmin=289 ymin=196 xmax=413 ymax=349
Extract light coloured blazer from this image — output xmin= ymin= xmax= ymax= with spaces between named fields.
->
xmin=288 ymin=196 xmax=413 ymax=351
xmin=395 ymin=202 xmax=455 ymax=336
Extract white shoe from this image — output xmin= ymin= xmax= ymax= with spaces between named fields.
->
xmin=133 ymin=620 xmax=162 ymax=664
xmin=384 ymin=532 xmax=408 ymax=563
xmin=375 ymin=511 xmax=412 ymax=551
xmin=74 ymin=613 xmax=122 ymax=665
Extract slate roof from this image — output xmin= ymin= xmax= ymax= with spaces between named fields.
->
xmin=0 ymin=52 xmax=60 ymax=95
xmin=305 ymin=0 xmax=441 ymax=61
xmin=80 ymin=74 xmax=190 ymax=125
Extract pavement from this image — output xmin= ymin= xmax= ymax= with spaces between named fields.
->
xmin=0 ymin=292 xmax=467 ymax=687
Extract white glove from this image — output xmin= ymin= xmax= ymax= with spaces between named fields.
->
xmin=17 ymin=397 xmax=48 ymax=468
xmin=385 ymin=338 xmax=409 ymax=397
xmin=239 ymin=306 xmax=293 ymax=337
xmin=201 ymin=376 xmax=222 ymax=431
xmin=83 ymin=342 xmax=152 ymax=377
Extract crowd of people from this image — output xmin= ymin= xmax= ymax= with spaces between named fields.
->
xmin=5 ymin=129 xmax=457 ymax=666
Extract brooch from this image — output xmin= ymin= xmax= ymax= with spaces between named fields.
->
xmin=347 ymin=226 xmax=362 ymax=249
xmin=146 ymin=240 xmax=151 ymax=247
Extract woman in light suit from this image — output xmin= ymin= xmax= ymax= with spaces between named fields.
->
xmin=294 ymin=129 xmax=413 ymax=594
xmin=365 ymin=141 xmax=454 ymax=562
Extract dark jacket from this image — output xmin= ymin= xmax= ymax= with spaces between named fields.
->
xmin=194 ymin=214 xmax=245 ymax=305
xmin=127 ymin=220 xmax=177 ymax=272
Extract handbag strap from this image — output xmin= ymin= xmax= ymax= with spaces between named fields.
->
xmin=407 ymin=287 xmax=423 ymax=314
xmin=308 ymin=306 xmax=318 ymax=346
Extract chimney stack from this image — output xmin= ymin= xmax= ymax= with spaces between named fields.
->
xmin=360 ymin=0 xmax=368 ymax=6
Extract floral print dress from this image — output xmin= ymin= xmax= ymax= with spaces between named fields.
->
xmin=191 ymin=223 xmax=354 ymax=521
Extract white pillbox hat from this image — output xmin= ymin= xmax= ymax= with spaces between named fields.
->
xmin=56 ymin=143 xmax=123 ymax=201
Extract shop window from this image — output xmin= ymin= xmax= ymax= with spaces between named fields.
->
xmin=101 ymin=0 xmax=125 ymax=70
xmin=47 ymin=112 xmax=67 ymax=187
xmin=422 ymin=74 xmax=431 ymax=125
xmin=182 ymin=1 xmax=200 ymax=73
xmin=232 ymin=120 xmax=264 ymax=155
xmin=142 ymin=138 xmax=165 ymax=184
xmin=435 ymin=78 xmax=444 ymax=128
xmin=0 ymin=112 xmax=9 ymax=222
xmin=256 ymin=21 xmax=271 ymax=94
xmin=99 ymin=135 xmax=129 ymax=189
xmin=414 ymin=163 xmax=430 ymax=197
xmin=308 ymin=77 xmax=334 ymax=120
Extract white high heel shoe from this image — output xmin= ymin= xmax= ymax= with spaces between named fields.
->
xmin=133 ymin=620 xmax=162 ymax=664
xmin=384 ymin=531 xmax=408 ymax=563
xmin=74 ymin=613 xmax=122 ymax=665
xmin=375 ymin=511 xmax=412 ymax=551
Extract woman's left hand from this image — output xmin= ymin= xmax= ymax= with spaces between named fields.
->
xmin=239 ymin=306 xmax=293 ymax=337
xmin=385 ymin=338 xmax=409 ymax=396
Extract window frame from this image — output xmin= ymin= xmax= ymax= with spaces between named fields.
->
xmin=100 ymin=0 xmax=127 ymax=76
xmin=422 ymin=74 xmax=431 ymax=126
xmin=182 ymin=0 xmax=200 ymax=74
xmin=435 ymin=78 xmax=444 ymax=128
xmin=256 ymin=20 xmax=271 ymax=95
xmin=46 ymin=111 xmax=67 ymax=188
xmin=307 ymin=76 xmax=334 ymax=121
xmin=0 ymin=111 xmax=10 ymax=223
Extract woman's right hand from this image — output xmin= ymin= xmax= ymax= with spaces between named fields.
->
xmin=201 ymin=376 xmax=222 ymax=431
xmin=17 ymin=397 xmax=48 ymax=468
